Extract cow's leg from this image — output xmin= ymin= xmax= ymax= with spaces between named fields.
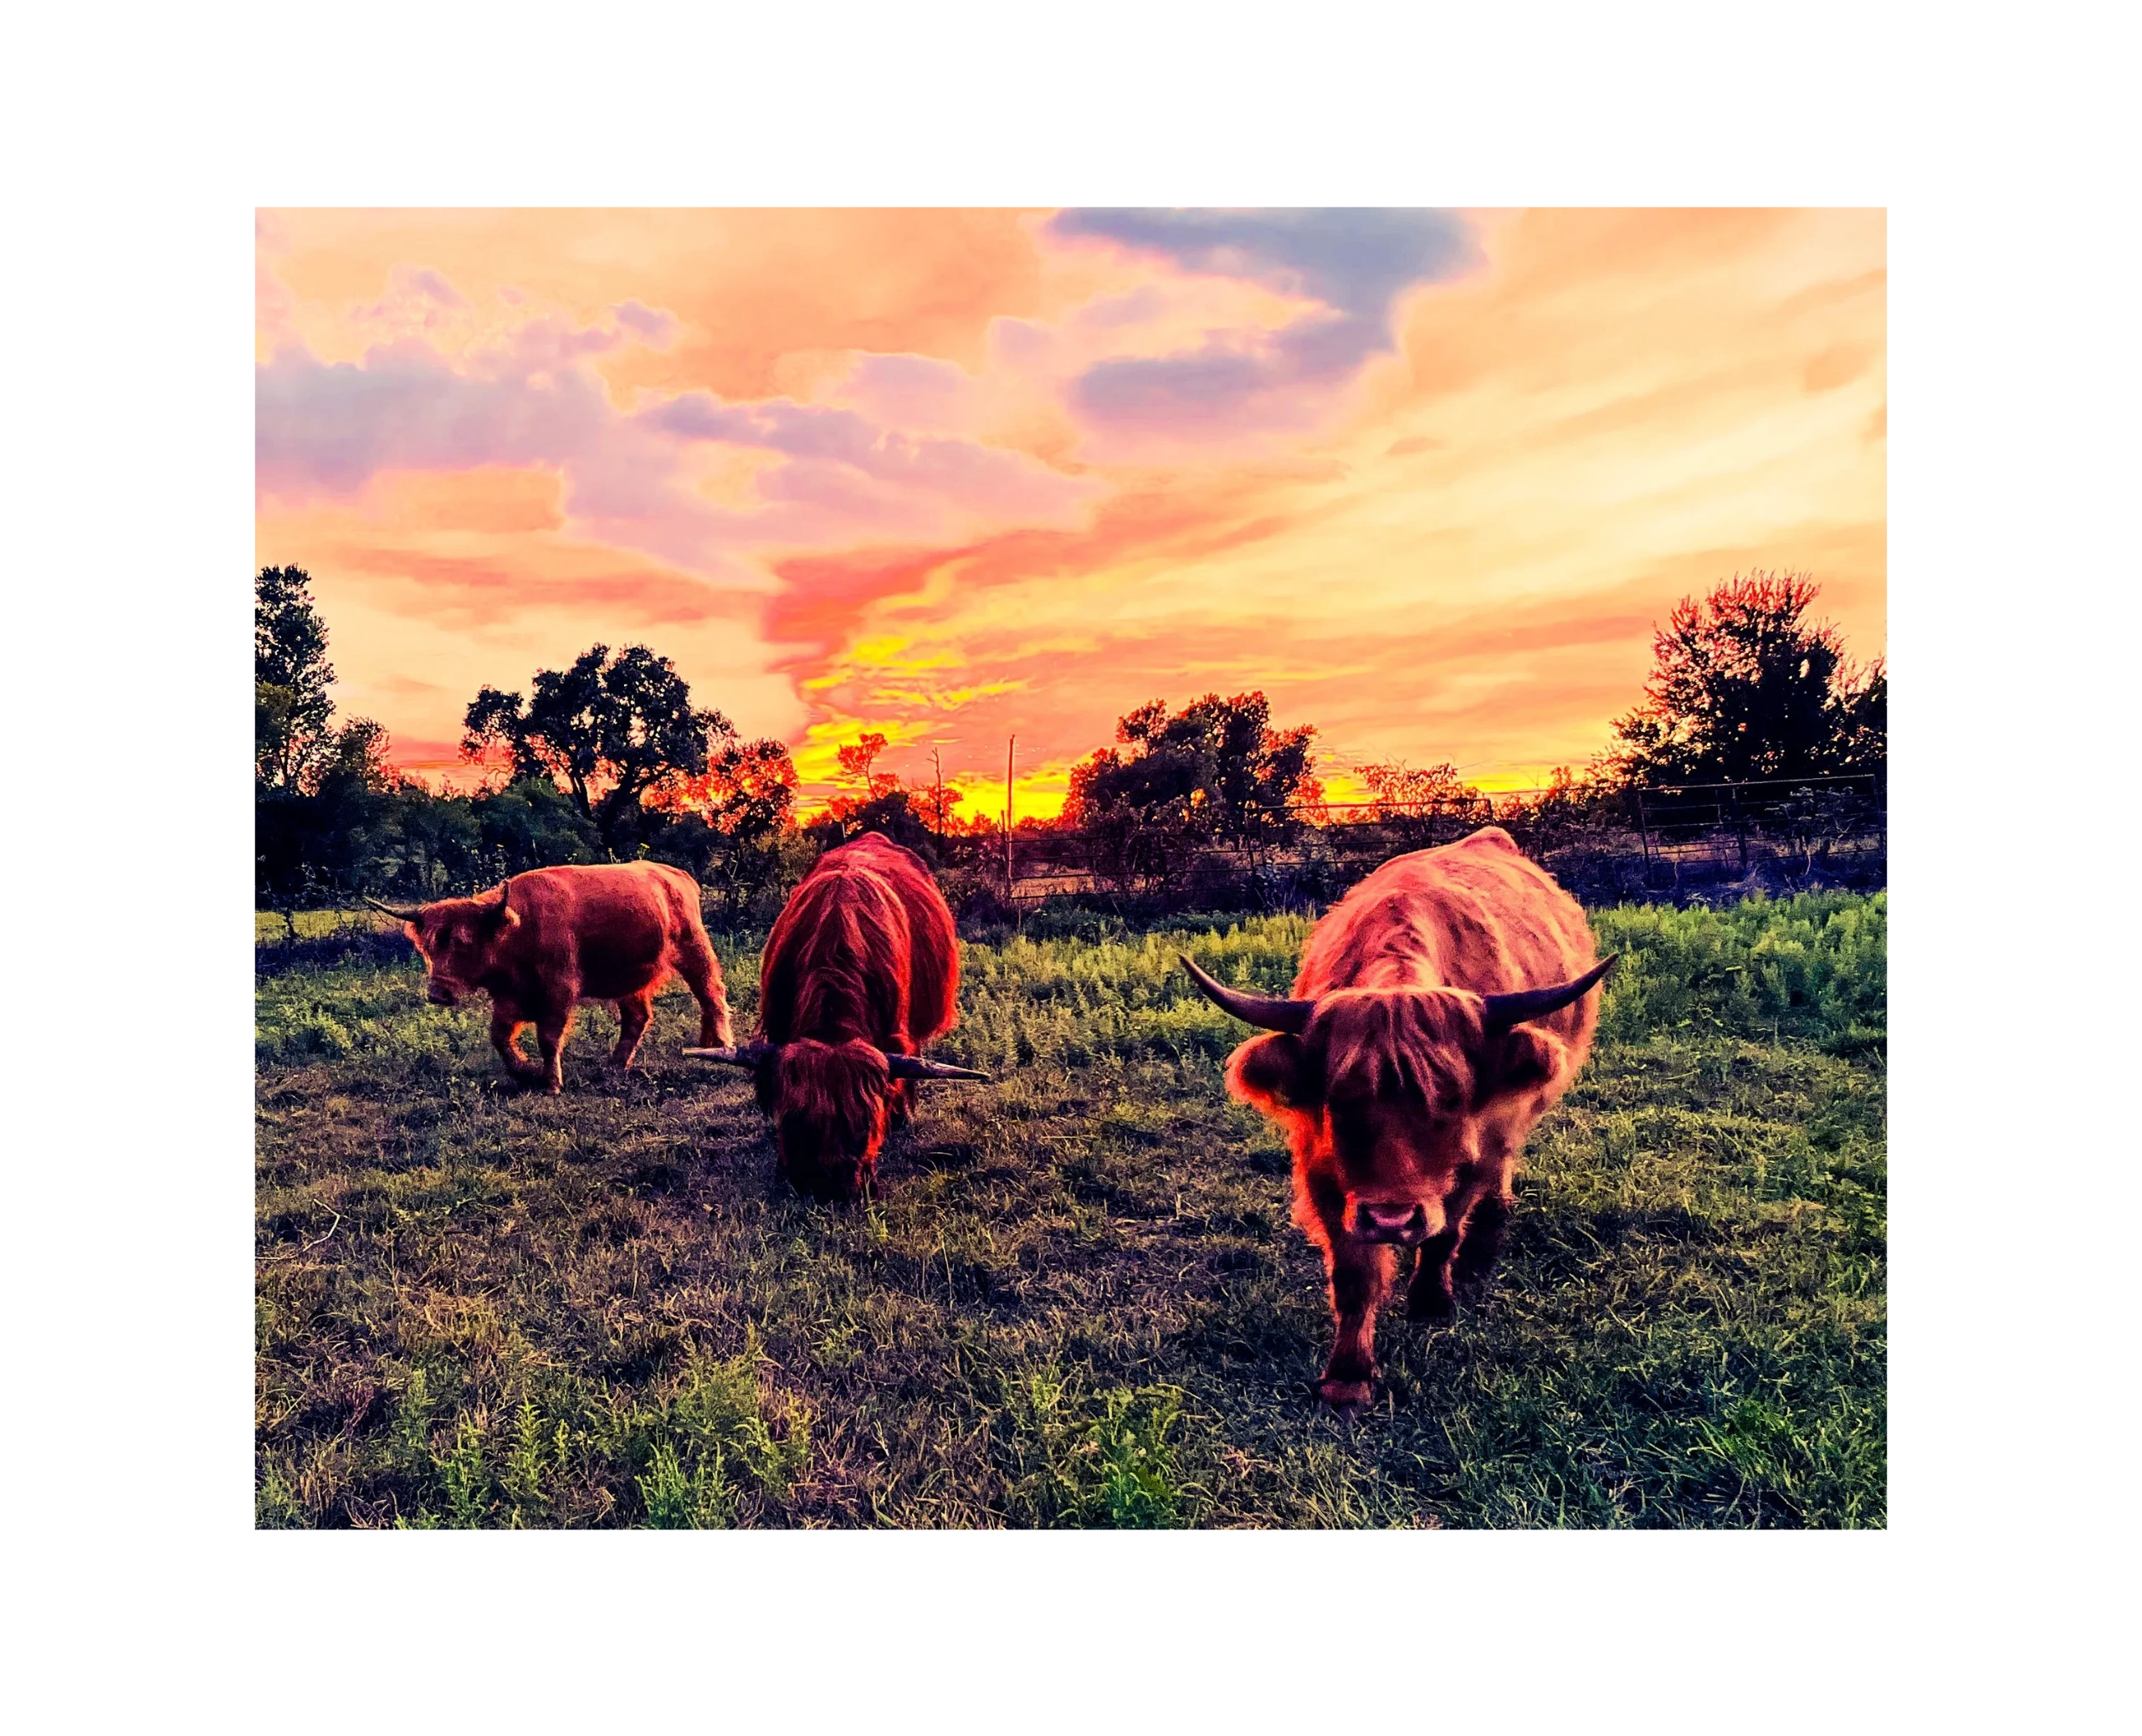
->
xmin=1320 ymin=1237 xmax=1395 ymax=1412
xmin=884 ymin=1077 xmax=914 ymax=1131
xmin=1304 ymin=1171 xmax=1390 ymax=1411
xmin=534 ymin=1006 xmax=576 ymax=1095
xmin=489 ymin=1004 xmax=542 ymax=1082
xmin=1405 ymin=1225 xmax=1462 ymax=1322
xmin=1452 ymin=1191 xmax=1514 ymax=1294
xmin=612 ymin=991 xmax=653 ymax=1070
xmin=672 ymin=932 xmax=735 ymax=1049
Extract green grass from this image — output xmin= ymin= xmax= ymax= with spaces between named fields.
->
xmin=257 ymin=908 xmax=384 ymax=941
xmin=255 ymin=890 xmax=1885 ymax=1528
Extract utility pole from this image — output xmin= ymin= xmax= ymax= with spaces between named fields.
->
xmin=932 ymin=747 xmax=945 ymax=846
xmin=1004 ymin=735 xmax=1016 ymax=903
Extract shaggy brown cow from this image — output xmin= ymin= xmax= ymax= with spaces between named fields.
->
xmin=1181 ymin=827 xmax=1613 ymax=1415
xmin=684 ymin=832 xmax=986 ymax=1202
xmin=367 ymin=862 xmax=734 ymax=1094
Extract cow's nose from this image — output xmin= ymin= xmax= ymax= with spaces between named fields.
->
xmin=427 ymin=985 xmax=455 ymax=1006
xmin=1353 ymin=1201 xmax=1429 ymax=1243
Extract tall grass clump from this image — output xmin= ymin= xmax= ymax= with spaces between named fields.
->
xmin=1591 ymin=891 xmax=1885 ymax=1052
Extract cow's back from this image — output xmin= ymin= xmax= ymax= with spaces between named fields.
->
xmin=505 ymin=862 xmax=697 ymax=996
xmin=761 ymin=833 xmax=958 ymax=1047
xmin=848 ymin=835 xmax=957 ymax=1042
xmin=1299 ymin=828 xmax=1600 ymax=1054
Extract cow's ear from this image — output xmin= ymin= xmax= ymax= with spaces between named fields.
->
xmin=494 ymin=903 xmax=521 ymax=932
xmin=1228 ymin=1032 xmax=1321 ymax=1114
xmin=1479 ymin=1026 xmax=1567 ymax=1104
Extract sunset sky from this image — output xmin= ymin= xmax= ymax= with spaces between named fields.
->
xmin=254 ymin=208 xmax=1884 ymax=817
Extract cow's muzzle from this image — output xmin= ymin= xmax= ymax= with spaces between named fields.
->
xmin=786 ymin=1155 xmax=870 ymax=1206
xmin=1351 ymin=1201 xmax=1431 ymax=1245
xmin=426 ymin=984 xmax=459 ymax=1007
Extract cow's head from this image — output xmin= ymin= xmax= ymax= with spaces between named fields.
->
xmin=1183 ymin=953 xmax=1614 ymax=1245
xmin=762 ymin=1038 xmax=892 ymax=1202
xmin=686 ymin=1041 xmax=989 ymax=1205
xmin=367 ymin=885 xmax=520 ymax=1006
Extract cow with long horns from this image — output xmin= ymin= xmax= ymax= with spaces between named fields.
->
xmin=1181 ymin=827 xmax=1613 ymax=1415
xmin=366 ymin=861 xmax=734 ymax=1094
xmin=687 ymin=832 xmax=986 ymax=1202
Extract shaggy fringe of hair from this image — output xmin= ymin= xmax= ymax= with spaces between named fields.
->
xmin=1315 ymin=989 xmax=1482 ymax=1110
xmin=759 ymin=1038 xmax=891 ymax=1173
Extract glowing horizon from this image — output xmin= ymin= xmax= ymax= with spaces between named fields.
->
xmin=255 ymin=208 xmax=1884 ymax=820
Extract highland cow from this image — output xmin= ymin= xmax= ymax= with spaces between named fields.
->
xmin=368 ymin=862 xmax=734 ymax=1094
xmin=1181 ymin=827 xmax=1613 ymax=1415
xmin=686 ymin=832 xmax=986 ymax=1201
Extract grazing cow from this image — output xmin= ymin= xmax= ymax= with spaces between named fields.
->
xmin=1181 ymin=827 xmax=1613 ymax=1415
xmin=685 ymin=832 xmax=986 ymax=1202
xmin=366 ymin=862 xmax=734 ymax=1094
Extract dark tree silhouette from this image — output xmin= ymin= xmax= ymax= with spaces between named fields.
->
xmin=1065 ymin=691 xmax=1320 ymax=893
xmin=255 ymin=565 xmax=338 ymax=789
xmin=463 ymin=644 xmax=735 ymax=858
xmin=1603 ymin=572 xmax=1886 ymax=786
xmin=1070 ymin=692 xmax=1318 ymax=839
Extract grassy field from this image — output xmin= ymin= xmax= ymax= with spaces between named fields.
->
xmin=254 ymin=890 xmax=1885 ymax=1529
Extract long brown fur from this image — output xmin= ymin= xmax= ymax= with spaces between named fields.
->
xmin=751 ymin=832 xmax=960 ymax=1201
xmin=402 ymin=861 xmax=733 ymax=1094
xmin=1218 ymin=827 xmax=1601 ymax=1411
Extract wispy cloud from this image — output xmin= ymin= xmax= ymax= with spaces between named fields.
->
xmin=1047 ymin=208 xmax=1481 ymax=439
xmin=256 ymin=207 xmax=1885 ymax=807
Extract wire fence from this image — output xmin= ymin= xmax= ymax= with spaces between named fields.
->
xmin=259 ymin=772 xmax=1888 ymax=963
xmin=991 ymin=771 xmax=1887 ymax=911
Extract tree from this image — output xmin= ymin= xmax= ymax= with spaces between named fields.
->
xmin=1068 ymin=693 xmax=1318 ymax=838
xmin=1355 ymin=760 xmax=1493 ymax=851
xmin=912 ymin=750 xmax=965 ymax=840
xmin=1064 ymin=691 xmax=1320 ymax=894
xmin=812 ymin=730 xmax=946 ymax=861
xmin=462 ymin=644 xmax=735 ymax=858
xmin=1831 ymin=662 xmax=1887 ymax=774
xmin=834 ymin=732 xmax=897 ymax=801
xmin=254 ymin=718 xmax=407 ymax=905
xmin=1358 ymin=760 xmax=1493 ymax=820
xmin=255 ymin=565 xmax=337 ymax=789
xmin=470 ymin=779 xmax=604 ymax=880
xmin=648 ymin=737 xmax=802 ymax=918
xmin=312 ymin=716 xmax=397 ymax=794
xmin=1602 ymin=572 xmax=1887 ymax=787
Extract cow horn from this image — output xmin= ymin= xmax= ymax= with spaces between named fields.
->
xmin=683 ymin=1042 xmax=778 ymax=1069
xmin=1179 ymin=953 xmax=1316 ymax=1035
xmin=363 ymin=895 xmax=424 ymax=922
xmin=1479 ymin=955 xmax=1618 ymax=1036
xmin=883 ymin=1052 xmax=992 ymax=1082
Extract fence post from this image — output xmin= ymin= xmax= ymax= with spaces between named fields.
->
xmin=1003 ymin=735 xmax=1016 ymax=906
xmin=1634 ymin=790 xmax=1653 ymax=881
xmin=1729 ymin=784 xmax=1749 ymax=874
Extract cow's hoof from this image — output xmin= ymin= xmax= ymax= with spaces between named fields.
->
xmin=1316 ymin=1377 xmax=1373 ymax=1415
xmin=544 ymin=1080 xmax=563 ymax=1096
xmin=1406 ymin=1287 xmax=1455 ymax=1324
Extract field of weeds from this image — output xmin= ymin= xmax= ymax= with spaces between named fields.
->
xmin=254 ymin=890 xmax=1885 ymax=1528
